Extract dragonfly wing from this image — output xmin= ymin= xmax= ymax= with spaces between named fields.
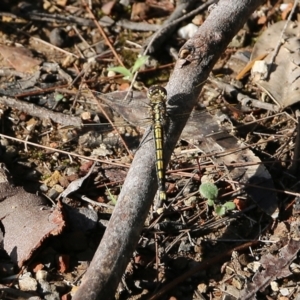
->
xmin=98 ymin=90 xmax=150 ymax=128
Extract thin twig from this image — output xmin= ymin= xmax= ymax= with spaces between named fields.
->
xmin=81 ymin=0 xmax=124 ymax=67
xmin=31 ymin=36 xmax=79 ymax=59
xmin=0 ymin=133 xmax=130 ymax=168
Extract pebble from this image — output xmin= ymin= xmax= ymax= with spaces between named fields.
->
xmin=36 ymin=270 xmax=49 ymax=281
xmin=65 ymin=206 xmax=98 ymax=231
xmin=65 ymin=167 xmax=78 ymax=176
xmin=40 ymin=184 xmax=49 ymax=192
xmin=280 ymin=288 xmax=290 ymax=296
xmin=290 ymin=262 xmax=300 ymax=274
xmin=197 ymin=283 xmax=207 ymax=293
xmin=18 ymin=275 xmax=38 ymax=291
xmin=49 ymin=28 xmax=68 ymax=47
xmin=44 ymin=290 xmax=60 ymax=300
xmin=247 ymin=261 xmax=261 ymax=272
xmin=177 ymin=23 xmax=198 ymax=40
xmin=39 ymin=279 xmax=52 ymax=294
xmin=270 ymin=281 xmax=279 ymax=292
xmin=184 ymin=196 xmax=198 ymax=207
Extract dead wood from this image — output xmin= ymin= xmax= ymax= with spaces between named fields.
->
xmin=73 ymin=1 xmax=266 ymax=299
xmin=0 ymin=96 xmax=82 ymax=127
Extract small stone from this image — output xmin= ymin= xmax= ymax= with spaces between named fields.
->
xmin=270 ymin=281 xmax=279 ymax=292
xmin=36 ymin=270 xmax=49 ymax=281
xmin=107 ymin=70 xmax=116 ymax=77
xmin=19 ymin=275 xmax=38 ymax=291
xmin=44 ymin=290 xmax=60 ymax=300
xmin=184 ymin=196 xmax=198 ymax=207
xmin=251 ymin=60 xmax=268 ymax=81
xmin=40 ymin=184 xmax=48 ymax=192
xmin=280 ymin=288 xmax=290 ymax=296
xmin=156 ymin=207 xmax=164 ymax=215
xmin=49 ymin=28 xmax=68 ymax=47
xmin=81 ymin=111 xmax=91 ymax=121
xmin=64 ymin=206 xmax=98 ymax=231
xmin=290 ymin=262 xmax=300 ymax=274
xmin=65 ymin=167 xmax=78 ymax=176
xmin=177 ymin=23 xmax=198 ymax=39
xmin=39 ymin=279 xmax=52 ymax=294
xmin=197 ymin=283 xmax=207 ymax=293
xmin=247 ymin=261 xmax=261 ymax=272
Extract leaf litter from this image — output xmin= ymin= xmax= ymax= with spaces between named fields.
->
xmin=0 ymin=1 xmax=300 ymax=299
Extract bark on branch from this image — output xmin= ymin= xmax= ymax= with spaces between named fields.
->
xmin=73 ymin=1 xmax=266 ymax=299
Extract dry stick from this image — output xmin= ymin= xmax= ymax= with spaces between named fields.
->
xmin=72 ymin=1 xmax=266 ymax=300
xmin=31 ymin=36 xmax=79 ymax=59
xmin=81 ymin=0 xmax=124 ymax=67
xmin=0 ymin=96 xmax=82 ymax=127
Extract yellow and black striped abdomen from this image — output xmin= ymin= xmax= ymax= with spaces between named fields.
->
xmin=147 ymin=86 xmax=168 ymax=203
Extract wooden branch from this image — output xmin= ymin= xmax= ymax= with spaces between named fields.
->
xmin=0 ymin=96 xmax=82 ymax=127
xmin=73 ymin=1 xmax=266 ymax=299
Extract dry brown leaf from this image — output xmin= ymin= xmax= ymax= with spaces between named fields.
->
xmin=0 ymin=183 xmax=65 ymax=267
xmin=251 ymin=20 xmax=300 ymax=108
xmin=0 ymin=44 xmax=41 ymax=74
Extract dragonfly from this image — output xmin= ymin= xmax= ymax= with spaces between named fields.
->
xmin=147 ymin=85 xmax=168 ymax=206
xmin=87 ymin=87 xmax=279 ymax=217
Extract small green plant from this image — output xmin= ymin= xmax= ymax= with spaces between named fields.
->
xmin=105 ymin=184 xmax=118 ymax=205
xmin=199 ymin=182 xmax=235 ymax=216
xmin=107 ymin=55 xmax=149 ymax=81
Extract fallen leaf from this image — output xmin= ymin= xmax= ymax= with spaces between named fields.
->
xmin=0 ymin=183 xmax=65 ymax=267
xmin=0 ymin=44 xmax=41 ymax=73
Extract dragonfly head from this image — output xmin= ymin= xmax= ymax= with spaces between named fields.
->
xmin=147 ymin=85 xmax=167 ymax=104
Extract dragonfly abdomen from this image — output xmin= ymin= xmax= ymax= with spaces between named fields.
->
xmin=147 ymin=86 xmax=168 ymax=204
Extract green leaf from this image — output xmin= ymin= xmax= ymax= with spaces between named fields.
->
xmin=107 ymin=66 xmax=132 ymax=79
xmin=54 ymin=93 xmax=64 ymax=102
xmin=215 ymin=205 xmax=226 ymax=216
xmin=199 ymin=182 xmax=218 ymax=200
xmin=207 ymin=199 xmax=214 ymax=206
xmin=223 ymin=201 xmax=236 ymax=210
xmin=131 ymin=55 xmax=149 ymax=74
